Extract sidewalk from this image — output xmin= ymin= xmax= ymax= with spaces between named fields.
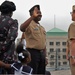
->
xmin=50 ymin=69 xmax=71 ymax=75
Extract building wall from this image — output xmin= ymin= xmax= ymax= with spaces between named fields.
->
xmin=46 ymin=36 xmax=69 ymax=69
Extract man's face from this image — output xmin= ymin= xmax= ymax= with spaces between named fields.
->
xmin=33 ymin=7 xmax=42 ymax=21
xmin=71 ymin=11 xmax=75 ymax=21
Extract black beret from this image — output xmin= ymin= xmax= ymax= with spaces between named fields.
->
xmin=29 ymin=5 xmax=40 ymax=13
xmin=0 ymin=1 xmax=16 ymax=13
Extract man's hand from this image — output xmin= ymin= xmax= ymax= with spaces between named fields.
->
xmin=0 ymin=61 xmax=5 ymax=67
xmin=0 ymin=61 xmax=10 ymax=68
xmin=45 ymin=57 xmax=48 ymax=66
xmin=32 ymin=10 xmax=39 ymax=18
xmin=32 ymin=7 xmax=41 ymax=18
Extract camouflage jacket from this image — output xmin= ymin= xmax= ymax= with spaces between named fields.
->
xmin=0 ymin=15 xmax=18 ymax=63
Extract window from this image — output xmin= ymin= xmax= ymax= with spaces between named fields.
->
xmin=49 ymin=42 xmax=54 ymax=45
xmin=56 ymin=42 xmax=60 ymax=46
xmin=62 ymin=42 xmax=66 ymax=46
xmin=63 ymin=62 xmax=67 ymax=65
xmin=50 ymin=55 xmax=54 ymax=59
xmin=56 ymin=48 xmax=60 ymax=52
xmin=50 ymin=48 xmax=54 ymax=52
xmin=57 ymin=48 xmax=60 ymax=52
xmin=58 ymin=62 xmax=61 ymax=66
xmin=63 ymin=55 xmax=66 ymax=59
xmin=58 ymin=55 xmax=60 ymax=59
xmin=62 ymin=48 xmax=66 ymax=52
xmin=50 ymin=62 xmax=54 ymax=66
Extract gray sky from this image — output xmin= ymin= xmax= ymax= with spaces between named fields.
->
xmin=0 ymin=0 xmax=75 ymax=38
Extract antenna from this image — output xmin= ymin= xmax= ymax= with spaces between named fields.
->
xmin=54 ymin=14 xmax=56 ymax=28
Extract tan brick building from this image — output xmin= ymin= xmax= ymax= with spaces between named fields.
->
xmin=46 ymin=27 xmax=70 ymax=70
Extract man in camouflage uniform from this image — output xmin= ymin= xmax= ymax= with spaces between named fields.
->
xmin=0 ymin=1 xmax=18 ymax=74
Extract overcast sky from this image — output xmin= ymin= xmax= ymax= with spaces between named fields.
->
xmin=0 ymin=0 xmax=75 ymax=38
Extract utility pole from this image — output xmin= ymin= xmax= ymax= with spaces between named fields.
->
xmin=55 ymin=49 xmax=58 ymax=70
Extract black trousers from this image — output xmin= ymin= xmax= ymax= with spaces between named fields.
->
xmin=45 ymin=71 xmax=51 ymax=75
xmin=27 ymin=48 xmax=45 ymax=74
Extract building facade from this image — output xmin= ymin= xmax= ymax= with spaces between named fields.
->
xmin=46 ymin=27 xmax=69 ymax=70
